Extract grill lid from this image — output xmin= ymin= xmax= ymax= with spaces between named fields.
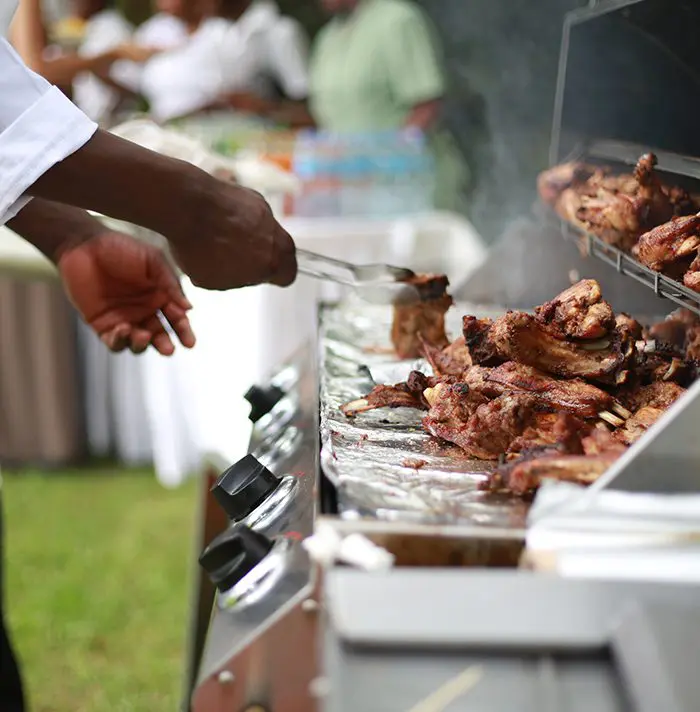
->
xmin=551 ymin=0 xmax=700 ymax=169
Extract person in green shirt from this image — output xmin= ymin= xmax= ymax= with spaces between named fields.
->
xmin=308 ymin=0 xmax=469 ymax=212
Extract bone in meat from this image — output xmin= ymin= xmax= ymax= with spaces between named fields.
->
xmin=488 ymin=311 xmax=631 ymax=382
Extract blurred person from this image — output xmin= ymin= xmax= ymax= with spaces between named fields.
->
xmin=135 ymin=0 xmax=203 ymax=48
xmin=9 ymin=0 xmax=154 ymax=91
xmin=0 ymin=1 xmax=298 ymax=706
xmin=139 ymin=0 xmax=312 ymax=125
xmin=70 ymin=0 xmax=157 ymax=122
xmin=309 ymin=0 xmax=468 ymax=211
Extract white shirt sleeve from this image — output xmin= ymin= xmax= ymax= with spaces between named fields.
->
xmin=0 ymin=38 xmax=98 ymax=225
xmin=265 ymin=18 xmax=309 ymax=101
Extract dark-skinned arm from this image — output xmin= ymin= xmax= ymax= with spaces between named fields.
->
xmin=7 ymin=198 xmax=104 ymax=264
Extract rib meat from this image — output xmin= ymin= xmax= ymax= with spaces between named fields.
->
xmin=423 ymin=386 xmax=535 ymax=460
xmin=341 ymin=371 xmax=436 ymax=416
xmin=486 ymin=362 xmax=613 ymax=418
xmin=491 ymin=452 xmax=618 ymax=495
xmin=391 ymin=274 xmax=452 ymax=359
xmin=421 ymin=335 xmax=472 ymax=378
xmin=506 ymin=412 xmax=589 ymax=456
xmin=615 ymin=406 xmax=664 ymax=446
xmin=535 ymin=279 xmax=615 ymax=340
xmin=619 ymin=381 xmax=685 ymax=411
xmin=487 ymin=311 xmax=632 ymax=382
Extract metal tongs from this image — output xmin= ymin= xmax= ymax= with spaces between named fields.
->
xmin=297 ymin=249 xmax=420 ymax=304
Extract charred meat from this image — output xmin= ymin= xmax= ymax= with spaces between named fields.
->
xmin=421 ymin=335 xmax=472 ymax=378
xmin=488 ymin=311 xmax=632 ymax=382
xmin=535 ymin=279 xmax=615 ymax=341
xmin=634 ymin=213 xmax=700 ymax=274
xmin=341 ymin=371 xmax=437 ymax=416
xmin=391 ymin=274 xmax=453 ymax=359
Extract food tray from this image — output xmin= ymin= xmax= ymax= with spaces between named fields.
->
xmin=559 ymin=219 xmax=700 ymax=318
xmin=318 ymin=299 xmax=530 ymax=529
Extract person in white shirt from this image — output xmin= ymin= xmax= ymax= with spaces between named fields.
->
xmin=0 ymin=2 xmax=297 ymax=706
xmin=10 ymin=0 xmax=155 ymax=92
xmin=135 ymin=0 xmax=196 ymax=48
xmin=71 ymin=0 xmax=137 ymax=122
xmin=140 ymin=0 xmax=312 ymax=125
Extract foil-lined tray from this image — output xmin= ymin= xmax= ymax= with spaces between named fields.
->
xmin=319 ymin=299 xmax=531 ymax=528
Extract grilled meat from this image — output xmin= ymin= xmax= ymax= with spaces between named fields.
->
xmin=421 ymin=335 xmax=472 ymax=378
xmin=618 ymin=381 xmax=685 ymax=411
xmin=683 ymin=252 xmax=700 ymax=293
xmin=582 ymin=424 xmax=627 ymax=457
xmin=507 ymin=412 xmax=589 ymax=457
xmin=488 ymin=311 xmax=632 ymax=382
xmin=537 ymin=162 xmax=596 ymax=206
xmin=423 ymin=388 xmax=536 ymax=460
xmin=543 ymin=154 xmax=698 ymax=255
xmin=535 ymin=279 xmax=615 ymax=341
xmin=486 ymin=362 xmax=613 ymax=418
xmin=491 ymin=452 xmax=618 ymax=495
xmin=341 ymin=371 xmax=437 ymax=416
xmin=615 ymin=406 xmax=664 ymax=446
xmin=634 ymin=213 xmax=700 ymax=274
xmin=462 ymin=316 xmax=502 ymax=366
xmin=685 ymin=325 xmax=700 ymax=361
xmin=391 ymin=274 xmax=452 ymax=359
xmin=616 ymin=313 xmax=644 ymax=341
xmin=634 ymin=153 xmax=675 ymax=227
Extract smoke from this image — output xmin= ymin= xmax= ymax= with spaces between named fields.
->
xmin=416 ymin=0 xmax=588 ymax=243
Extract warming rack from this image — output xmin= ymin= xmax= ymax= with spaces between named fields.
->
xmin=559 ymin=220 xmax=700 ymax=318
xmin=555 ymin=139 xmax=700 ymax=317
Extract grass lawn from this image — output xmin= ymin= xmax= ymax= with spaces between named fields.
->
xmin=2 ymin=467 xmax=198 ymax=712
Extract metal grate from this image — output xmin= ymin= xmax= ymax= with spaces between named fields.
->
xmin=559 ymin=220 xmax=700 ymax=318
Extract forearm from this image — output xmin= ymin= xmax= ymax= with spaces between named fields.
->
xmin=7 ymin=199 xmax=104 ymax=264
xmin=404 ymin=99 xmax=442 ymax=132
xmin=37 ymin=51 xmax=120 ymax=86
xmin=27 ymin=129 xmax=204 ymax=242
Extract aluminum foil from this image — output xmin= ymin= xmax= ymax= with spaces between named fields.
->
xmin=319 ymin=298 xmax=530 ymax=528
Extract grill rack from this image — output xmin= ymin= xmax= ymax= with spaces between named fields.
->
xmin=559 ymin=219 xmax=700 ymax=318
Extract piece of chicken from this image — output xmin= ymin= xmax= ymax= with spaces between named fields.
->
xmin=634 ymin=213 xmax=700 ymax=274
xmin=535 ymin=279 xmax=615 ymax=341
xmin=488 ymin=311 xmax=633 ymax=382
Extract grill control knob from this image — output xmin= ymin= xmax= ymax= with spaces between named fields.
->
xmin=199 ymin=524 xmax=274 ymax=594
xmin=211 ymin=455 xmax=280 ymax=521
xmin=245 ymin=384 xmax=284 ymax=423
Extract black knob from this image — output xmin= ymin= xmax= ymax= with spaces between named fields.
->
xmin=211 ymin=455 xmax=280 ymax=521
xmin=199 ymin=524 xmax=274 ymax=593
xmin=245 ymin=385 xmax=284 ymax=423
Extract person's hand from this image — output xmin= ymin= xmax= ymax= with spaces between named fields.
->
xmin=166 ymin=176 xmax=297 ymax=291
xmin=57 ymin=231 xmax=196 ymax=355
xmin=224 ymin=92 xmax=272 ymax=115
xmin=113 ymin=44 xmax=161 ymax=64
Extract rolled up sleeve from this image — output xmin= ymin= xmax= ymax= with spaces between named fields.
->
xmin=0 ymin=39 xmax=98 ymax=225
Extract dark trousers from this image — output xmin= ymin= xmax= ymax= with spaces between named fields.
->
xmin=0 ymin=498 xmax=25 ymax=711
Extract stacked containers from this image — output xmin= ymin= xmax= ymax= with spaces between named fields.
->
xmin=291 ymin=130 xmax=435 ymax=218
